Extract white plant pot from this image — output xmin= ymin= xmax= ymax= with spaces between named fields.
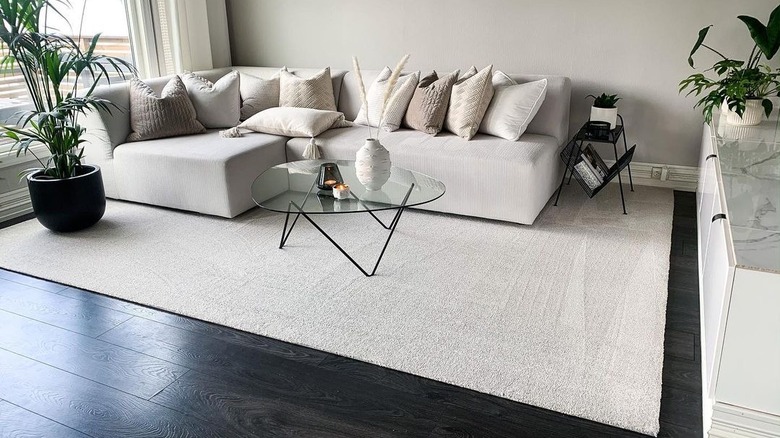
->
xmin=590 ymin=106 xmax=618 ymax=128
xmin=355 ymin=138 xmax=391 ymax=191
xmin=723 ymin=99 xmax=763 ymax=126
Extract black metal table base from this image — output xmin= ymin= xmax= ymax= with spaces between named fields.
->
xmin=278 ymin=184 xmax=415 ymax=277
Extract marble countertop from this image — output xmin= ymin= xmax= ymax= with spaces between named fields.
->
xmin=712 ymin=112 xmax=780 ymax=273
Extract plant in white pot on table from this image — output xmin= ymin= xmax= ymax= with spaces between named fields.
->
xmin=679 ymin=5 xmax=780 ymax=126
xmin=587 ymin=93 xmax=621 ymax=128
xmin=352 ymin=54 xmax=409 ymax=191
xmin=0 ymin=0 xmax=134 ymax=232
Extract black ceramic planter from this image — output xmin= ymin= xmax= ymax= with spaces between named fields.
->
xmin=27 ymin=165 xmax=106 ymax=232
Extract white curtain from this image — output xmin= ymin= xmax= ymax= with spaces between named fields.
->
xmin=125 ymin=0 xmax=229 ymax=78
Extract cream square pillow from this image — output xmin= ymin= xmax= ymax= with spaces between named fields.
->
xmin=240 ymin=107 xmax=350 ymax=137
xmin=479 ymin=72 xmax=547 ymax=141
xmin=445 ymin=65 xmax=494 ymax=139
xmin=354 ymin=67 xmax=420 ymax=132
xmin=127 ymin=76 xmax=205 ymax=142
xmin=239 ymin=72 xmax=280 ymax=120
xmin=279 ymin=67 xmax=337 ymax=111
xmin=181 ymin=71 xmax=240 ymax=128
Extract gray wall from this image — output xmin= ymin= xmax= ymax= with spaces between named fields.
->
xmin=226 ymin=0 xmax=779 ymax=167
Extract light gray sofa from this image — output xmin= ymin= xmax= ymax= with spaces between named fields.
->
xmin=82 ymin=66 xmax=571 ymax=224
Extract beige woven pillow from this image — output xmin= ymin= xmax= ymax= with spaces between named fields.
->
xmin=279 ymin=67 xmax=337 ymax=111
xmin=444 ymin=65 xmax=494 ymax=140
xmin=403 ymin=70 xmax=459 ymax=135
xmin=127 ymin=76 xmax=205 ymax=142
xmin=239 ymin=72 xmax=279 ymax=120
xmin=354 ymin=67 xmax=420 ymax=132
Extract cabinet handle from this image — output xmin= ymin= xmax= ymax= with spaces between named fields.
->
xmin=712 ymin=213 xmax=726 ymax=222
xmin=706 ymin=154 xmax=717 ymax=160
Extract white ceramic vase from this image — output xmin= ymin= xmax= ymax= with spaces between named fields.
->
xmin=590 ymin=106 xmax=618 ymax=128
xmin=355 ymin=138 xmax=391 ymax=191
xmin=723 ymin=99 xmax=763 ymax=126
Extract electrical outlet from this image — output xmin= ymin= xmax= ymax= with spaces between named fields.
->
xmin=651 ymin=167 xmax=663 ymax=179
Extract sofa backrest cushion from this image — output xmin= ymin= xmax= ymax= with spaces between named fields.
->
xmin=339 ymin=70 xmax=571 ymax=145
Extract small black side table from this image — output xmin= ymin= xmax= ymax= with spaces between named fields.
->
xmin=553 ymin=114 xmax=636 ymax=214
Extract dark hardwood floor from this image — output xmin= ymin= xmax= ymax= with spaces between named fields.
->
xmin=0 ymin=191 xmax=702 ymax=437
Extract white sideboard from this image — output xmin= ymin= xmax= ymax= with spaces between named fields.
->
xmin=697 ymin=115 xmax=780 ymax=438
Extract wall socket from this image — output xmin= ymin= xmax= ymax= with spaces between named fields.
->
xmin=651 ymin=167 xmax=663 ymax=179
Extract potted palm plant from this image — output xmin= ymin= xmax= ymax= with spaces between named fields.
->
xmin=679 ymin=5 xmax=780 ymax=126
xmin=0 ymin=0 xmax=133 ymax=232
xmin=587 ymin=93 xmax=621 ymax=128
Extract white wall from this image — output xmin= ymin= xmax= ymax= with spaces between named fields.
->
xmin=225 ymin=0 xmax=779 ymax=167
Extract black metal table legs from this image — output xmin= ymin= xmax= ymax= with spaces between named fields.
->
xmin=278 ymin=184 xmax=415 ymax=277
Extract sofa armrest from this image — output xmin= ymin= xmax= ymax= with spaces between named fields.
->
xmin=82 ymin=82 xmax=131 ymax=161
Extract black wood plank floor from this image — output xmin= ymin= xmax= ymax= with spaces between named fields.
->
xmin=0 ymin=191 xmax=702 ymax=437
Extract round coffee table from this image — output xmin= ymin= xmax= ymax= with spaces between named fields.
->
xmin=251 ymin=160 xmax=445 ymax=276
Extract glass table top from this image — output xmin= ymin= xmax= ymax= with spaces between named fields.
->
xmin=251 ymin=160 xmax=446 ymax=214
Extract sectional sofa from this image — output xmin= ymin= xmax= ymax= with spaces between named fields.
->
xmin=82 ymin=67 xmax=571 ymax=225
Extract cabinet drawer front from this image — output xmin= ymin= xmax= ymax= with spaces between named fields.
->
xmin=698 ymin=156 xmax=719 ymax=266
xmin=697 ymin=124 xmax=714 ymax=212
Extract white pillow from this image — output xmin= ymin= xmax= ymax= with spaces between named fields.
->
xmin=239 ymin=107 xmax=351 ymax=137
xmin=279 ymin=67 xmax=337 ymax=111
xmin=181 ymin=71 xmax=240 ymax=128
xmin=444 ymin=65 xmax=494 ymax=139
xmin=239 ymin=72 xmax=279 ymax=120
xmin=354 ymin=67 xmax=420 ymax=132
xmin=479 ymin=72 xmax=547 ymax=141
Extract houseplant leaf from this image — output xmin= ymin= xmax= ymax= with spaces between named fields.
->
xmin=764 ymin=4 xmax=780 ymax=60
xmin=689 ymin=26 xmax=712 ymax=67
xmin=738 ymin=15 xmax=771 ymax=59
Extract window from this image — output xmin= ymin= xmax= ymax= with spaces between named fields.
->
xmin=0 ymin=0 xmax=133 ymax=111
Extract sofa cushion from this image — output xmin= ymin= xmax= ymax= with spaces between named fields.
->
xmin=181 ymin=71 xmax=241 ymax=128
xmin=240 ymin=107 xmax=350 ymax=137
xmin=127 ymin=76 xmax=206 ymax=142
xmin=287 ymin=126 xmax=561 ymax=224
xmin=239 ymin=72 xmax=280 ymax=120
xmin=354 ymin=67 xmax=420 ymax=132
xmin=113 ymin=130 xmax=287 ymax=217
xmin=479 ymin=73 xmax=547 ymax=141
xmin=403 ymin=70 xmax=459 ymax=135
xmin=280 ymin=67 xmax=337 ymax=111
xmin=444 ymin=65 xmax=495 ymax=140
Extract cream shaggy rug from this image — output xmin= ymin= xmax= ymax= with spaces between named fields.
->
xmin=0 ymin=185 xmax=673 ymax=436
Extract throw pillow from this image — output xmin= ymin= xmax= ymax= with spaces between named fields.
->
xmin=181 ymin=71 xmax=241 ymax=128
xmin=403 ymin=70 xmax=459 ymax=135
xmin=127 ymin=76 xmax=205 ymax=142
xmin=239 ymin=107 xmax=351 ymax=137
xmin=354 ymin=67 xmax=420 ymax=132
xmin=239 ymin=72 xmax=280 ymax=120
xmin=444 ymin=65 xmax=494 ymax=140
xmin=279 ymin=67 xmax=337 ymax=111
xmin=479 ymin=73 xmax=547 ymax=141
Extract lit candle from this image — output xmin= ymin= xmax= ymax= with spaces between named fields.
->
xmin=324 ymin=179 xmax=337 ymax=188
xmin=332 ymin=183 xmax=350 ymax=200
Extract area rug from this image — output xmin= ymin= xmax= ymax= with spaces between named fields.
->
xmin=0 ymin=185 xmax=673 ymax=436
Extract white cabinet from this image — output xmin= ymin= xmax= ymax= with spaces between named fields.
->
xmin=698 ymin=121 xmax=780 ymax=438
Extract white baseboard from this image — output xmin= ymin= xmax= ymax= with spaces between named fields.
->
xmin=0 ymin=187 xmax=32 ymax=224
xmin=709 ymin=402 xmax=780 ymax=437
xmin=602 ymin=160 xmax=698 ymax=192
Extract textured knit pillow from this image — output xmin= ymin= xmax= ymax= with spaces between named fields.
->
xmin=403 ymin=70 xmax=459 ymax=135
xmin=479 ymin=72 xmax=547 ymax=141
xmin=181 ymin=71 xmax=240 ymax=128
xmin=239 ymin=72 xmax=280 ymax=120
xmin=444 ymin=65 xmax=494 ymax=140
xmin=240 ymin=107 xmax=351 ymax=137
xmin=279 ymin=67 xmax=337 ymax=111
xmin=126 ymin=76 xmax=205 ymax=142
xmin=354 ymin=67 xmax=420 ymax=132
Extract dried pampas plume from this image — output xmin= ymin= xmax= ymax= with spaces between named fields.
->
xmin=352 ymin=54 xmax=410 ymax=140
xmin=352 ymin=56 xmax=372 ymax=139
xmin=378 ymin=54 xmax=410 ymax=133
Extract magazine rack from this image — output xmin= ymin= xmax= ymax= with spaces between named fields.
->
xmin=553 ymin=115 xmax=636 ymax=214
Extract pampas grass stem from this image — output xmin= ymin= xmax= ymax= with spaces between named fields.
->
xmin=377 ymin=54 xmax=410 ymax=138
xmin=352 ymin=56 xmax=373 ymax=139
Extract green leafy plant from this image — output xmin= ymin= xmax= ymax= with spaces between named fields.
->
xmin=0 ymin=0 xmax=134 ymax=179
xmin=586 ymin=93 xmax=620 ymax=109
xmin=679 ymin=5 xmax=780 ymax=123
